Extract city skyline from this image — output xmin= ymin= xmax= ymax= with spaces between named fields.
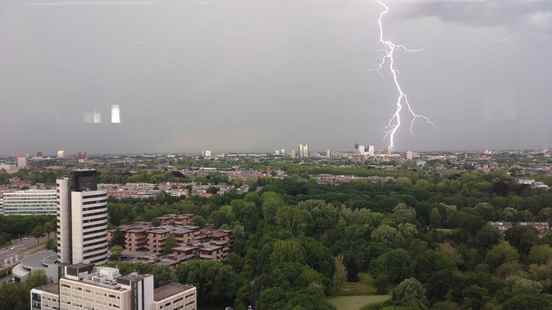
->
xmin=1 ymin=0 xmax=552 ymax=153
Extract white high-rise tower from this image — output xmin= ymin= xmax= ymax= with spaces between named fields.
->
xmin=57 ymin=169 xmax=109 ymax=265
xmin=111 ymin=105 xmax=121 ymax=124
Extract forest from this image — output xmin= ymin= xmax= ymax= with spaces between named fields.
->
xmin=2 ymin=169 xmax=552 ymax=309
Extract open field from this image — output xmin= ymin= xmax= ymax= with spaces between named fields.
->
xmin=327 ymin=295 xmax=390 ymax=310
xmin=327 ymin=273 xmax=389 ymax=310
xmin=335 ymin=273 xmax=378 ymax=296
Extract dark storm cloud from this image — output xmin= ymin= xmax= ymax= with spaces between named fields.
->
xmin=0 ymin=0 xmax=551 ymax=154
xmin=400 ymin=0 xmax=552 ymax=32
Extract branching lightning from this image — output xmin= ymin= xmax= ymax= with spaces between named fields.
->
xmin=376 ymin=0 xmax=435 ymax=152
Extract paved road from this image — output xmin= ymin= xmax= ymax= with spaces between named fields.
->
xmin=0 ymin=236 xmax=47 ymax=267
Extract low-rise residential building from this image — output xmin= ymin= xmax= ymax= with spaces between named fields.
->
xmin=1 ymin=189 xmax=57 ymax=215
xmin=490 ymin=221 xmax=550 ymax=237
xmin=99 ymin=183 xmax=161 ymax=200
xmin=31 ymin=264 xmax=197 ymax=310
xmin=110 ymin=217 xmax=233 ymax=264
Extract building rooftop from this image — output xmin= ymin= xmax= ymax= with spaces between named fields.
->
xmin=154 ymin=282 xmax=194 ymax=301
xmin=36 ymin=283 xmax=59 ymax=295
xmin=117 ymin=272 xmax=152 ymax=285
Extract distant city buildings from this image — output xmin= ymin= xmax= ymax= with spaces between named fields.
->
xmin=368 ymin=145 xmax=375 ymax=156
xmin=57 ymin=169 xmax=109 ymax=265
xmin=297 ymin=144 xmax=309 ymax=159
xmin=517 ymin=178 xmax=550 ymax=190
xmin=0 ymin=163 xmax=18 ymax=174
xmin=406 ymin=151 xmax=415 ymax=161
xmin=489 ymin=222 xmax=550 ymax=238
xmin=317 ymin=174 xmax=395 ymax=185
xmin=202 ymin=150 xmax=212 ymax=158
xmin=354 ymin=144 xmax=375 ymax=157
xmin=290 ymin=149 xmax=297 ymax=159
xmin=274 ymin=148 xmax=286 ymax=156
xmin=1 ymin=189 xmax=57 ymax=215
xmin=111 ymin=104 xmax=121 ymax=124
xmin=56 ymin=150 xmax=65 ymax=159
xmin=31 ymin=264 xmax=197 ymax=310
xmin=99 ymin=183 xmax=161 ymax=200
xmin=77 ymin=152 xmax=88 ymax=163
xmin=16 ymin=155 xmax=27 ymax=169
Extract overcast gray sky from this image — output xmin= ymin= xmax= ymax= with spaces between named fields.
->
xmin=1 ymin=0 xmax=551 ymax=154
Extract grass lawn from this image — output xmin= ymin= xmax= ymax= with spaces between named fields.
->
xmin=327 ymin=295 xmax=390 ymax=310
xmin=336 ymin=273 xmax=377 ymax=296
xmin=327 ymin=273 xmax=389 ymax=310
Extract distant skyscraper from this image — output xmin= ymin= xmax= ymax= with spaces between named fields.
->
xmin=297 ymin=144 xmax=309 ymax=159
xmin=57 ymin=169 xmax=108 ymax=265
xmin=202 ymin=150 xmax=212 ymax=158
xmin=93 ymin=112 xmax=102 ymax=124
xmin=16 ymin=155 xmax=27 ymax=169
xmin=77 ymin=152 xmax=88 ymax=163
xmin=406 ymin=151 xmax=415 ymax=160
xmin=290 ymin=149 xmax=297 ymax=159
xmin=368 ymin=145 xmax=375 ymax=156
xmin=326 ymin=149 xmax=332 ymax=159
xmin=57 ymin=150 xmax=65 ymax=159
xmin=111 ymin=105 xmax=121 ymax=124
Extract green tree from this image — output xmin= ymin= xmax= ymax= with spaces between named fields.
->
xmin=374 ymin=249 xmax=416 ymax=284
xmin=31 ymin=225 xmax=44 ymax=245
xmin=529 ymin=244 xmax=552 ymax=265
xmin=486 ymin=241 xmax=519 ymax=270
xmin=111 ymin=229 xmax=125 ymax=246
xmin=371 ymin=224 xmax=402 ymax=247
xmin=175 ymin=260 xmax=239 ymax=306
xmin=162 ymin=236 xmax=177 ymax=255
xmin=475 ymin=224 xmax=501 ymax=249
xmin=46 ymin=238 xmax=56 ymax=251
xmin=392 ymin=203 xmax=417 ymax=224
xmin=391 ymin=277 xmax=428 ymax=309
xmin=334 ymin=256 xmax=346 ymax=293
xmin=502 ymin=293 xmax=552 ymax=310
xmin=430 ymin=208 xmax=442 ymax=228
xmin=111 ymin=245 xmax=124 ymax=261
xmin=505 ymin=225 xmax=539 ymax=256
xmin=192 ymin=215 xmax=207 ymax=227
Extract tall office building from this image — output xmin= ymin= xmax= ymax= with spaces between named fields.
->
xmin=297 ymin=144 xmax=309 ymax=159
xmin=57 ymin=169 xmax=109 ymax=265
xmin=2 ymin=190 xmax=57 ymax=216
xmin=368 ymin=145 xmax=375 ymax=157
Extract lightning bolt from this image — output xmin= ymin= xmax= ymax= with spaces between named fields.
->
xmin=376 ymin=0 xmax=435 ymax=152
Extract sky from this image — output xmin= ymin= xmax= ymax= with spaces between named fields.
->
xmin=1 ymin=0 xmax=552 ymax=154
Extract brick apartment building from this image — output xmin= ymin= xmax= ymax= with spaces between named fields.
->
xmin=108 ymin=214 xmax=232 ymax=265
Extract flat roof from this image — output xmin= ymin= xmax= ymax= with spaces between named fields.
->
xmin=36 ymin=283 xmax=59 ymax=295
xmin=154 ymin=282 xmax=194 ymax=301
